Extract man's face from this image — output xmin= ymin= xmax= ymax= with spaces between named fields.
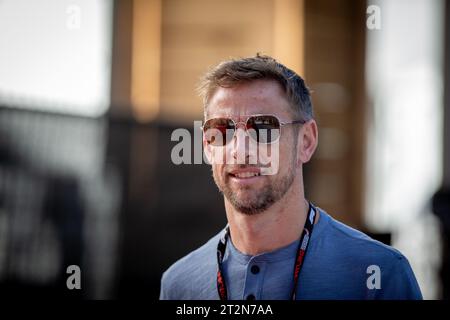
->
xmin=204 ymin=79 xmax=300 ymax=215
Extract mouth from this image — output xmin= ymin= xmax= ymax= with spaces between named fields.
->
xmin=227 ymin=168 xmax=263 ymax=185
xmin=229 ymin=172 xmax=261 ymax=179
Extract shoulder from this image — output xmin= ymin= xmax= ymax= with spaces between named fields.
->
xmin=318 ymin=208 xmax=406 ymax=262
xmin=314 ymin=208 xmax=422 ymax=299
xmin=159 ymin=230 xmax=222 ymax=300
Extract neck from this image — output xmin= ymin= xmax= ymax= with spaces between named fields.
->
xmin=225 ymin=176 xmax=310 ymax=256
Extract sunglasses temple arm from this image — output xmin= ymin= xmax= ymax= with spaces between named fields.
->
xmin=280 ymin=120 xmax=307 ymax=125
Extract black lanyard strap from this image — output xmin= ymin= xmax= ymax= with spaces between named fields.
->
xmin=216 ymin=202 xmax=317 ymax=300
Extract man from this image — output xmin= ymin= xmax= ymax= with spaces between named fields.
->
xmin=160 ymin=54 xmax=422 ymax=300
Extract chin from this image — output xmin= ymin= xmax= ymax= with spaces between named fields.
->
xmin=228 ymin=194 xmax=274 ymax=216
xmin=233 ymin=202 xmax=271 ymax=216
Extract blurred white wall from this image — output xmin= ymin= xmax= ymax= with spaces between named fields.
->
xmin=365 ymin=0 xmax=444 ymax=299
xmin=0 ymin=0 xmax=113 ymax=117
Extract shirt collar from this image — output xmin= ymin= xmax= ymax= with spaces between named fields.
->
xmin=224 ymin=208 xmax=328 ymax=265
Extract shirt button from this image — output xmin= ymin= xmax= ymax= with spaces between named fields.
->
xmin=246 ymin=294 xmax=256 ymax=300
xmin=250 ymin=265 xmax=260 ymax=274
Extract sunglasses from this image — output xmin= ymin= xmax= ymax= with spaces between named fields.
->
xmin=202 ymin=114 xmax=305 ymax=146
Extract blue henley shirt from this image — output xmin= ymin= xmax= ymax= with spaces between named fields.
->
xmin=160 ymin=207 xmax=422 ymax=300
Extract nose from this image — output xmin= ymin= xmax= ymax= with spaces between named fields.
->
xmin=230 ymin=123 xmax=256 ymax=165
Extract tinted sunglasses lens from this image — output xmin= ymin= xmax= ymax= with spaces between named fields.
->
xmin=203 ymin=118 xmax=235 ymax=146
xmin=247 ymin=116 xmax=281 ymax=143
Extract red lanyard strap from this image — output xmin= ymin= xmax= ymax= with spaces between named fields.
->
xmin=216 ymin=202 xmax=317 ymax=300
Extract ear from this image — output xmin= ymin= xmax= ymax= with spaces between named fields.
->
xmin=296 ymin=119 xmax=318 ymax=166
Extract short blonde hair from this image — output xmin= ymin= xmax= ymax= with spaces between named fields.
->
xmin=197 ymin=53 xmax=314 ymax=120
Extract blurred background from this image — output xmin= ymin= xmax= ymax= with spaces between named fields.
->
xmin=0 ymin=0 xmax=449 ymax=299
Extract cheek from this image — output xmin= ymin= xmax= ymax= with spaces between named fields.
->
xmin=278 ymin=141 xmax=297 ymax=168
xmin=212 ymin=163 xmax=225 ymax=179
xmin=209 ymin=146 xmax=231 ymax=165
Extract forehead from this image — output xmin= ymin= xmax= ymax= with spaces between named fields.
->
xmin=206 ymin=79 xmax=292 ymax=118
